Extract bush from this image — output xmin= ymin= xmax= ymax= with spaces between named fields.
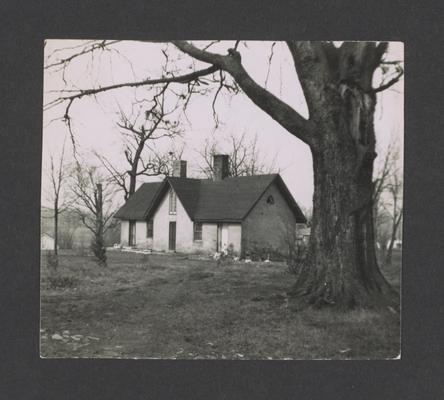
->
xmin=45 ymin=251 xmax=59 ymax=270
xmin=48 ymin=274 xmax=79 ymax=289
xmin=244 ymin=242 xmax=285 ymax=262
xmin=58 ymin=228 xmax=76 ymax=249
xmin=287 ymin=240 xmax=308 ymax=274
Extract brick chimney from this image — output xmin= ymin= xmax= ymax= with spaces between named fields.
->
xmin=213 ymin=154 xmax=229 ymax=180
xmin=172 ymin=160 xmax=187 ymax=178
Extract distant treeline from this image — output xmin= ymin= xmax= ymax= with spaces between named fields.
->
xmin=41 ymin=207 xmax=120 ymax=249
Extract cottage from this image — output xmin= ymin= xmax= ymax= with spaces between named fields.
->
xmin=114 ymin=155 xmax=306 ymax=257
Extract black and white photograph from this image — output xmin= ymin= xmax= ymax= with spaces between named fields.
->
xmin=40 ymin=40 xmax=403 ymax=360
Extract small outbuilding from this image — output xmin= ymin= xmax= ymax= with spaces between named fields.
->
xmin=41 ymin=233 xmax=57 ymax=250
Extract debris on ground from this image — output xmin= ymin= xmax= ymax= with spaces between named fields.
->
xmin=51 ymin=334 xmax=63 ymax=340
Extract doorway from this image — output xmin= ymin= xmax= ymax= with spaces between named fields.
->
xmin=168 ymin=221 xmax=176 ymax=251
xmin=129 ymin=220 xmax=136 ymax=246
xmin=217 ymin=223 xmax=228 ymax=252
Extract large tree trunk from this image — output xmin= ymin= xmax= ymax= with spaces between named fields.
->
xmin=289 ymin=44 xmax=399 ymax=308
xmin=292 ymin=136 xmax=396 ymax=308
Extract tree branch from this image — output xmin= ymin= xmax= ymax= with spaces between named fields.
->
xmin=44 ymin=65 xmax=220 ymax=112
xmin=372 ymin=67 xmax=404 ymax=93
xmin=45 ymin=40 xmax=121 ymax=70
xmin=173 ymin=41 xmax=314 ymax=145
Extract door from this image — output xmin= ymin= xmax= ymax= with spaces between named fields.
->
xmin=217 ymin=223 xmax=229 ymax=252
xmin=168 ymin=221 xmax=176 ymax=251
xmin=129 ymin=221 xmax=136 ymax=246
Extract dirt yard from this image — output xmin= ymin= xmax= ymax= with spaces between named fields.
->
xmin=40 ymin=250 xmax=401 ymax=359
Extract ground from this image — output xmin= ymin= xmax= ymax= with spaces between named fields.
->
xmin=40 ymin=250 xmax=401 ymax=359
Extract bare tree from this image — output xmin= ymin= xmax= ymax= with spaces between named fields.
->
xmin=45 ymin=41 xmax=403 ymax=308
xmin=373 ymin=141 xmax=397 ymax=228
xmin=197 ymin=131 xmax=278 ymax=178
xmin=372 ymin=141 xmax=403 ymax=264
xmin=70 ymin=162 xmax=116 ymax=266
xmin=96 ymin=88 xmax=183 ymax=201
xmin=45 ymin=138 xmax=70 ymax=259
xmin=385 ymin=168 xmax=403 ymax=266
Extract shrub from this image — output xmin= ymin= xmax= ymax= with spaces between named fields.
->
xmin=58 ymin=228 xmax=76 ymax=249
xmin=48 ymin=274 xmax=79 ymax=289
xmin=287 ymin=240 xmax=308 ymax=274
xmin=45 ymin=251 xmax=59 ymax=270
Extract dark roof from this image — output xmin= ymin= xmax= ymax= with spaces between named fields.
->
xmin=115 ymin=175 xmax=306 ymax=223
xmin=114 ymin=182 xmax=163 ymax=220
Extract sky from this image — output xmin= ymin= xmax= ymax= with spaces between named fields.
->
xmin=42 ymin=41 xmax=404 ymax=210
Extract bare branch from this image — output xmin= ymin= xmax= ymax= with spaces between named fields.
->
xmin=46 ymin=65 xmax=219 ymax=110
xmin=373 ymin=67 xmax=404 ymax=93
xmin=45 ymin=40 xmax=121 ymax=70
xmin=173 ymin=41 xmax=314 ymax=145
xmin=265 ymin=42 xmax=277 ymax=88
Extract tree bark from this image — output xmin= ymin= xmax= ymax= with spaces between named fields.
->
xmin=291 ymin=137 xmax=396 ymax=307
xmin=91 ymin=183 xmax=107 ymax=266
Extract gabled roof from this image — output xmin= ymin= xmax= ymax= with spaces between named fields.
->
xmin=114 ymin=182 xmax=163 ymax=220
xmin=114 ymin=175 xmax=306 ymax=223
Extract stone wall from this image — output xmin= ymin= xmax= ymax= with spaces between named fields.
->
xmin=241 ymin=182 xmax=296 ymax=258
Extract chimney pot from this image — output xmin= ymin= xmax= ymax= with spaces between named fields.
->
xmin=172 ymin=160 xmax=187 ymax=178
xmin=213 ymin=154 xmax=229 ymax=180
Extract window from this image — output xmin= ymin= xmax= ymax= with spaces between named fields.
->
xmin=169 ymin=188 xmax=177 ymax=214
xmin=146 ymin=219 xmax=153 ymax=238
xmin=267 ymin=195 xmax=275 ymax=205
xmin=193 ymin=222 xmax=203 ymax=241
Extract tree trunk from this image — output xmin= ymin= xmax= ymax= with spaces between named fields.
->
xmin=91 ymin=183 xmax=107 ymax=266
xmin=290 ymin=72 xmax=398 ymax=308
xmin=128 ymin=171 xmax=137 ymax=198
xmin=292 ymin=138 xmax=397 ymax=308
xmin=128 ymin=138 xmax=145 ymax=198
xmin=53 ymin=199 xmax=58 ymax=256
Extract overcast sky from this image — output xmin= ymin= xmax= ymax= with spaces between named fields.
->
xmin=42 ymin=41 xmax=404 ymax=210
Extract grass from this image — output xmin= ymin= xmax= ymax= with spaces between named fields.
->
xmin=40 ymin=250 xmax=401 ymax=359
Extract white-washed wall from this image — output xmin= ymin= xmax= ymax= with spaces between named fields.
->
xmin=135 ymin=221 xmax=154 ymax=249
xmin=174 ymin=195 xmax=194 ymax=252
xmin=152 ymin=190 xmax=172 ymax=251
xmin=227 ymin=223 xmax=242 ymax=254
xmin=151 ymin=188 xmax=194 ymax=252
xmin=203 ymin=223 xmax=218 ymax=252
xmin=120 ymin=220 xmax=129 ymax=246
xmin=193 ymin=223 xmax=217 ymax=253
